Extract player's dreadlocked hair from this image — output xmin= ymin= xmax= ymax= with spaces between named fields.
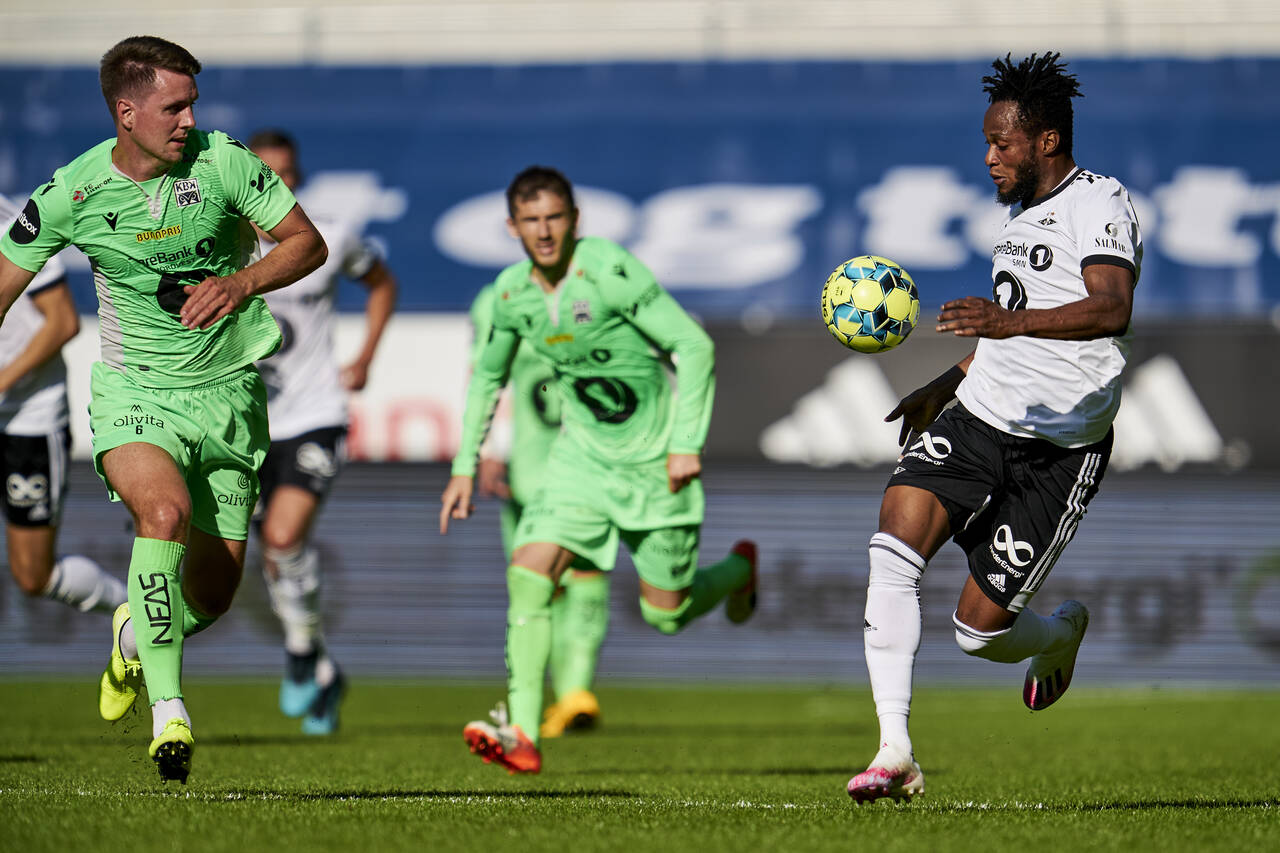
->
xmin=982 ymin=52 xmax=1082 ymax=158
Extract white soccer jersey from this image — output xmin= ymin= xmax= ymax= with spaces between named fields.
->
xmin=956 ymin=167 xmax=1142 ymax=447
xmin=0 ymin=193 xmax=70 ymax=436
xmin=258 ymin=210 xmax=378 ymax=440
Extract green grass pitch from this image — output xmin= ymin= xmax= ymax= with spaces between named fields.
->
xmin=2 ymin=681 xmax=1277 ymax=852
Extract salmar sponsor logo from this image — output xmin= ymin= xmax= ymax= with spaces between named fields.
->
xmin=136 ymin=225 xmax=182 ymax=242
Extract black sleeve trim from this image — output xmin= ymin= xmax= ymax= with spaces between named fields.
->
xmin=1081 ymin=254 xmax=1135 ymax=275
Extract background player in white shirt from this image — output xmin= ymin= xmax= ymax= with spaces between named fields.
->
xmin=847 ymin=53 xmax=1141 ymax=803
xmin=0 ymin=193 xmax=125 ymax=617
xmin=249 ymin=130 xmax=398 ymax=735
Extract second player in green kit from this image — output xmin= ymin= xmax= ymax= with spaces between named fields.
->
xmin=470 ymin=282 xmax=614 ymax=738
xmin=441 ymin=166 xmax=758 ymax=774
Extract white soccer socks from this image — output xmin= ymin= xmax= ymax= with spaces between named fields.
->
xmin=263 ymin=544 xmax=322 ymax=655
xmin=863 ymin=532 xmax=926 ymax=753
xmin=952 ymin=607 xmax=1072 ymax=663
xmin=43 ymin=554 xmax=127 ymax=613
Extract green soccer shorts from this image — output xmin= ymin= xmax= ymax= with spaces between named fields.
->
xmin=513 ymin=443 xmax=702 ymax=590
xmin=88 ymin=362 xmax=269 ymax=541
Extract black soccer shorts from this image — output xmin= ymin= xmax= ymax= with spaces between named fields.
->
xmin=887 ymin=404 xmax=1111 ymax=612
xmin=257 ymin=426 xmax=347 ymax=504
xmin=2 ymin=427 xmax=71 ymax=528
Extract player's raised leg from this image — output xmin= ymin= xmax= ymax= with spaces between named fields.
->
xmin=630 ymin=527 xmax=757 ymax=636
xmin=4 ymin=431 xmax=125 ymax=614
xmin=951 ymin=580 xmax=1090 ymax=711
xmin=8 ymin=524 xmax=124 ymax=614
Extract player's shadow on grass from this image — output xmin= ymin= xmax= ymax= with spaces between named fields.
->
xmin=240 ymin=789 xmax=637 ymax=801
xmin=197 ymin=734 xmax=343 ymax=747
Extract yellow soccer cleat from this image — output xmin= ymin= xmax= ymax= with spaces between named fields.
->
xmin=540 ymin=688 xmax=601 ymax=739
xmin=149 ymin=718 xmax=194 ymax=784
xmin=99 ymin=603 xmax=143 ymax=721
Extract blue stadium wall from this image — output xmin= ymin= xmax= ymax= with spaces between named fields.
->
xmin=3 ymin=59 xmax=1280 ymax=318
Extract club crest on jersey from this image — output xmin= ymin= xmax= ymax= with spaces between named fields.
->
xmin=573 ymin=300 xmax=592 ymax=324
xmin=173 ymin=178 xmax=202 ymax=208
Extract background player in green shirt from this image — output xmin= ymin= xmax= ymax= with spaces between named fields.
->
xmin=0 ymin=36 xmax=327 ymax=783
xmin=470 ymin=281 xmax=614 ymax=739
xmin=440 ymin=166 xmax=758 ymax=774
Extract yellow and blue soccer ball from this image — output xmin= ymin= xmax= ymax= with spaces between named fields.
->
xmin=821 ymin=255 xmax=921 ymax=354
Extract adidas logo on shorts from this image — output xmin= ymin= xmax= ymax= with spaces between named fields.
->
xmin=987 ymin=573 xmax=1006 ymax=593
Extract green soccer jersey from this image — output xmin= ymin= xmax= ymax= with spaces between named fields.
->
xmin=0 ymin=130 xmax=295 ymax=388
xmin=453 ymin=237 xmax=715 ymax=477
xmin=469 ymin=282 xmax=562 ymax=506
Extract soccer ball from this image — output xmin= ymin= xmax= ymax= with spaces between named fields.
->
xmin=820 ymin=255 xmax=921 ymax=354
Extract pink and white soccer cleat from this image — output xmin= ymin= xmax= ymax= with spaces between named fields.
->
xmin=1023 ymin=600 xmax=1089 ymax=711
xmin=847 ymin=745 xmax=925 ymax=803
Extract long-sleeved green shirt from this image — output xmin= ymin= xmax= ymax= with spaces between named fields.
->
xmin=453 ymin=237 xmax=714 ymax=477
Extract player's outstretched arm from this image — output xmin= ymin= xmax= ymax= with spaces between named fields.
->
xmin=342 ymin=258 xmax=398 ymax=391
xmin=886 ymin=353 xmax=974 ymax=446
xmin=0 ymin=252 xmax=38 ymax=327
xmin=180 ymin=204 xmax=327 ymax=330
xmin=937 ymin=264 xmax=1133 ymax=341
xmin=0 ymin=279 xmax=78 ymax=394
xmin=439 ymin=474 xmax=475 ymax=534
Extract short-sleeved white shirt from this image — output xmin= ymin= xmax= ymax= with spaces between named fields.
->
xmin=957 ymin=168 xmax=1143 ymax=447
xmin=258 ymin=209 xmax=378 ymax=440
xmin=0 ymin=192 xmax=70 ymax=435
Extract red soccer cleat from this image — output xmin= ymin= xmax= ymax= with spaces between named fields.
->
xmin=725 ymin=540 xmax=758 ymax=624
xmin=463 ymin=702 xmax=542 ymax=775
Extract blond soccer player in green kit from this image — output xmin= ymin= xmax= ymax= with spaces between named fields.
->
xmin=470 ymin=282 xmax=615 ymax=739
xmin=0 ymin=36 xmax=326 ymax=783
xmin=441 ymin=166 xmax=758 ymax=774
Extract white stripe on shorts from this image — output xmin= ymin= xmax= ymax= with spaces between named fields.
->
xmin=1011 ymin=451 xmax=1102 ymax=611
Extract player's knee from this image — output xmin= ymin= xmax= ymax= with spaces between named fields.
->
xmin=952 ymin=612 xmax=1014 ymax=661
xmin=10 ymin=564 xmax=49 ymax=597
xmin=261 ymin=522 xmax=307 ymax=557
xmin=135 ymin=498 xmax=191 ymax=541
xmin=7 ymin=543 xmax=53 ymax=596
xmin=639 ymin=596 xmax=692 ymax=635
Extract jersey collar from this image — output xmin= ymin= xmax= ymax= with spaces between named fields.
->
xmin=1018 ymin=166 xmax=1083 ymax=215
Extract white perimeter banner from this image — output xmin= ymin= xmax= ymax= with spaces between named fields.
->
xmin=64 ymin=313 xmax=474 ymax=463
